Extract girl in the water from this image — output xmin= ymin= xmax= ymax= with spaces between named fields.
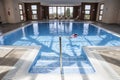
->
xmin=70 ymin=33 xmax=78 ymax=38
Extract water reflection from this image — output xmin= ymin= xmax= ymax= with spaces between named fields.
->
xmin=83 ymin=23 xmax=89 ymax=36
xmin=49 ymin=22 xmax=57 ymax=34
xmin=64 ymin=22 xmax=72 ymax=34
xmin=33 ymin=23 xmax=39 ymax=36
xmin=22 ymin=27 xmax=26 ymax=39
xmin=0 ymin=36 xmax=4 ymax=45
xmin=97 ymin=28 xmax=101 ymax=35
xmin=49 ymin=22 xmax=73 ymax=35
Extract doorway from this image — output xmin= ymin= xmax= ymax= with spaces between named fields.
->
xmin=81 ymin=3 xmax=98 ymax=21
xmin=25 ymin=3 xmax=41 ymax=20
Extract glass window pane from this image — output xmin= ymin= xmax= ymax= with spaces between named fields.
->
xmin=32 ymin=11 xmax=37 ymax=14
xmin=19 ymin=4 xmax=22 ymax=9
xmin=65 ymin=7 xmax=67 ymax=16
xmin=49 ymin=6 xmax=73 ymax=19
xmin=49 ymin=7 xmax=57 ymax=19
xmin=69 ymin=7 xmax=73 ymax=17
xmin=20 ymin=10 xmax=23 ymax=14
xmin=53 ymin=7 xmax=56 ymax=13
xmin=58 ymin=7 xmax=62 ymax=18
xmin=20 ymin=15 xmax=23 ymax=20
xmin=65 ymin=7 xmax=73 ymax=18
xmin=31 ymin=5 xmax=37 ymax=10
xmin=49 ymin=7 xmax=53 ymax=19
xmin=65 ymin=7 xmax=70 ymax=17
xmin=100 ymin=4 xmax=104 ymax=10
xmin=100 ymin=11 xmax=103 ymax=15
xmin=85 ymin=5 xmax=91 ymax=10
xmin=85 ymin=11 xmax=90 ymax=14
xmin=99 ymin=16 xmax=102 ymax=20
xmin=49 ymin=7 xmax=52 ymax=14
xmin=58 ymin=7 xmax=61 ymax=15
xmin=32 ymin=15 xmax=37 ymax=19
xmin=61 ymin=7 xmax=64 ymax=16
xmin=84 ymin=15 xmax=90 ymax=19
xmin=53 ymin=7 xmax=56 ymax=18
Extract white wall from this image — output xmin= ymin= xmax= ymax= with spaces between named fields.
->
xmin=3 ymin=0 xmax=21 ymax=23
xmin=4 ymin=0 xmax=15 ymax=23
xmin=13 ymin=0 xmax=21 ymax=23
xmin=102 ymin=0 xmax=120 ymax=24
xmin=0 ymin=0 xmax=6 ymax=23
xmin=117 ymin=7 xmax=120 ymax=24
xmin=1 ymin=0 xmax=120 ymax=24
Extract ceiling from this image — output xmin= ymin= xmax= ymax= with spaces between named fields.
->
xmin=19 ymin=0 xmax=104 ymax=6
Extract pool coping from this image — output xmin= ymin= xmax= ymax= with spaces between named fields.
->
xmin=83 ymin=46 xmax=120 ymax=80
xmin=1 ymin=46 xmax=42 ymax=80
xmin=91 ymin=23 xmax=120 ymax=38
xmin=2 ymin=46 xmax=120 ymax=80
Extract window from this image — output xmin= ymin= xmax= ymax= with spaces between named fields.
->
xmin=84 ymin=5 xmax=91 ymax=20
xmin=31 ymin=5 xmax=37 ymax=10
xmin=49 ymin=7 xmax=57 ymax=19
xmin=85 ymin=11 xmax=90 ymax=14
xmin=99 ymin=4 xmax=104 ymax=21
xmin=58 ymin=7 xmax=61 ymax=17
xmin=53 ymin=7 xmax=57 ymax=18
xmin=85 ymin=5 xmax=91 ymax=10
xmin=49 ymin=6 xmax=73 ymax=19
xmin=49 ymin=7 xmax=53 ymax=19
xmin=58 ymin=7 xmax=64 ymax=18
xmin=65 ymin=7 xmax=73 ymax=18
xmin=31 ymin=5 xmax=38 ymax=19
xmin=19 ymin=4 xmax=24 ymax=21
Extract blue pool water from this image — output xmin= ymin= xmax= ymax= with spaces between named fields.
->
xmin=0 ymin=21 xmax=120 ymax=74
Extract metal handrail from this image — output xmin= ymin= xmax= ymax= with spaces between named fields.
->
xmin=59 ymin=36 xmax=63 ymax=74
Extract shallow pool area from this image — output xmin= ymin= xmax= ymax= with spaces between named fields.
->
xmin=0 ymin=21 xmax=120 ymax=75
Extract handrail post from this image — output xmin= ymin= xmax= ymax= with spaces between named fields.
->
xmin=59 ymin=36 xmax=62 ymax=74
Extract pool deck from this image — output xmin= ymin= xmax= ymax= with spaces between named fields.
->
xmin=0 ymin=21 xmax=120 ymax=80
xmin=1 ymin=46 xmax=120 ymax=80
xmin=0 ymin=46 xmax=40 ymax=80
xmin=84 ymin=46 xmax=120 ymax=76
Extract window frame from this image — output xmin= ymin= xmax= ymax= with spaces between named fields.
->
xmin=98 ymin=3 xmax=104 ymax=21
xmin=84 ymin=5 xmax=91 ymax=20
xmin=31 ymin=5 xmax=38 ymax=20
xmin=18 ymin=4 xmax=24 ymax=21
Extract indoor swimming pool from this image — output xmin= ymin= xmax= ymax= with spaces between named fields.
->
xmin=0 ymin=21 xmax=120 ymax=74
